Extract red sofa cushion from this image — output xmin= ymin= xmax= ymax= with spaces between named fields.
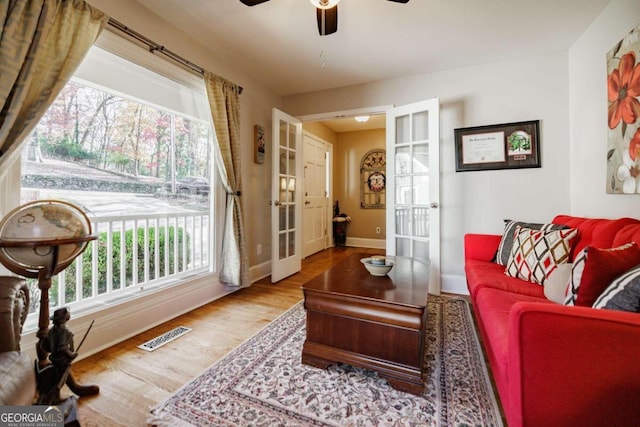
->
xmin=465 ymin=259 xmax=545 ymax=299
xmin=507 ymin=301 xmax=640 ymax=427
xmin=552 ymin=215 xmax=640 ymax=260
xmin=613 ymin=222 xmax=640 ymax=247
xmin=473 ymin=288 xmax=549 ymax=396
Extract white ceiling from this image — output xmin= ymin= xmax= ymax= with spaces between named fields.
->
xmin=319 ymin=114 xmax=387 ymax=132
xmin=132 ymin=0 xmax=609 ymax=131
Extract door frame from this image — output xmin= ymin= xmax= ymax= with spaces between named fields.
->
xmin=298 ymin=105 xmax=392 ymax=251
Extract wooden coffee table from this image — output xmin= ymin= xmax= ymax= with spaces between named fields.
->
xmin=301 ymin=253 xmax=429 ymax=395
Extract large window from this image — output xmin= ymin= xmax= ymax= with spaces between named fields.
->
xmin=19 ymin=33 xmax=216 ymax=315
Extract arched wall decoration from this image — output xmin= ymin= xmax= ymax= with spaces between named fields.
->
xmin=360 ymin=149 xmax=386 ymax=209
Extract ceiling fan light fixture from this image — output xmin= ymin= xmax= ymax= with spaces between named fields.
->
xmin=309 ymin=0 xmax=341 ymax=10
xmin=354 ymin=115 xmax=370 ymax=123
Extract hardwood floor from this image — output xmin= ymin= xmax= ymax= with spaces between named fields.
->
xmin=72 ymin=247 xmax=380 ymax=426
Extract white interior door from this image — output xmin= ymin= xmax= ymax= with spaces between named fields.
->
xmin=303 ymin=132 xmax=328 ymax=258
xmin=271 ymin=108 xmax=303 ymax=283
xmin=386 ymin=98 xmax=441 ymax=294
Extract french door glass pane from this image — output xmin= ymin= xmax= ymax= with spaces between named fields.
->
xmin=414 ymin=144 xmax=429 ymax=173
xmin=395 ymin=115 xmax=410 ymax=144
xmin=395 ymin=207 xmax=410 ymax=235
xmin=414 ymin=207 xmax=429 ymax=237
xmin=280 ymin=119 xmax=287 ymax=147
xmin=396 ymin=237 xmax=410 ymax=257
xmin=279 ymin=206 xmax=286 ymax=231
xmin=278 ymin=177 xmax=286 ymax=203
xmin=395 ymin=175 xmax=411 ymax=204
xmin=412 ymin=111 xmax=429 ymax=141
xmin=413 ymin=239 xmax=429 ymax=260
xmin=279 ymin=233 xmax=286 ymax=260
xmin=289 ymin=124 xmax=296 ymax=150
xmin=288 ymin=204 xmax=295 ymax=228
xmin=288 ymin=151 xmax=296 ymax=174
xmin=414 ymin=175 xmax=429 ymax=205
xmin=288 ymin=232 xmax=295 ymax=257
xmin=395 ymin=146 xmax=411 ymax=174
xmin=279 ymin=148 xmax=287 ymax=174
xmin=286 ymin=177 xmax=295 ymax=202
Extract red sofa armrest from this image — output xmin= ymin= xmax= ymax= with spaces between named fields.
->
xmin=507 ymin=303 xmax=640 ymax=427
xmin=464 ymin=233 xmax=502 ymax=263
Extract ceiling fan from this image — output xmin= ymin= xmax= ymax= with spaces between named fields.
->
xmin=239 ymin=0 xmax=410 ymax=36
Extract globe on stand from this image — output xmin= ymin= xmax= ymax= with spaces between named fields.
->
xmin=0 ymin=200 xmax=99 ymax=404
xmin=0 ymin=200 xmax=94 ymax=277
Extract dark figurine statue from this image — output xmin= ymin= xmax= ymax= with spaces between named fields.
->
xmin=36 ymin=307 xmax=99 ymax=405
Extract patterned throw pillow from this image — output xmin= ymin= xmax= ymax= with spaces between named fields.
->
xmin=495 ymin=220 xmax=568 ymax=266
xmin=505 ymin=226 xmax=578 ymax=285
xmin=564 ymin=242 xmax=640 ymax=307
xmin=593 ymin=265 xmax=640 ymax=312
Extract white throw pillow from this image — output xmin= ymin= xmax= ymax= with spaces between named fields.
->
xmin=544 ymin=263 xmax=573 ymax=304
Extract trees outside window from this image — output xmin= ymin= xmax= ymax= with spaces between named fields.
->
xmin=20 ymin=56 xmax=215 ymax=314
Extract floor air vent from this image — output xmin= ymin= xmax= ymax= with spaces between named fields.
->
xmin=138 ymin=326 xmax=192 ymax=352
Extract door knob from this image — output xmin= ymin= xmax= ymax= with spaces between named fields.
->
xmin=305 ymin=201 xmax=311 ymax=205
xmin=429 ymin=202 xmax=439 ymax=208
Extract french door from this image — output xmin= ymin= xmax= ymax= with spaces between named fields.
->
xmin=386 ymin=98 xmax=441 ymax=294
xmin=271 ymin=108 xmax=303 ymax=282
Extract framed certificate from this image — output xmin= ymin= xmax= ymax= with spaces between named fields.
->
xmin=454 ymin=120 xmax=540 ymax=172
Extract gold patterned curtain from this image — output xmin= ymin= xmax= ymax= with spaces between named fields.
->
xmin=0 ymin=0 xmax=107 ymax=169
xmin=204 ymin=72 xmax=249 ymax=288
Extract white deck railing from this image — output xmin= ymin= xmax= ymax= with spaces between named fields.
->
xmin=27 ymin=211 xmax=211 ymax=315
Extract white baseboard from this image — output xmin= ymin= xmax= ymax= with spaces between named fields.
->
xmin=441 ymin=274 xmax=468 ymax=295
xmin=250 ymin=260 xmax=271 ymax=283
xmin=345 ymin=237 xmax=386 ymax=249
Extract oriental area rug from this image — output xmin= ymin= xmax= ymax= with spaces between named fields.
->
xmin=149 ymin=295 xmax=503 ymax=427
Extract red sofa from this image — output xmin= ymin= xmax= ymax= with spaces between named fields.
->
xmin=464 ymin=215 xmax=640 ymax=427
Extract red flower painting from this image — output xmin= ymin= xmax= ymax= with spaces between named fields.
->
xmin=607 ymin=52 xmax=640 ymax=130
xmin=607 ymin=23 xmax=640 ymax=194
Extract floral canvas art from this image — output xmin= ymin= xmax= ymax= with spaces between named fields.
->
xmin=607 ymin=22 xmax=640 ymax=194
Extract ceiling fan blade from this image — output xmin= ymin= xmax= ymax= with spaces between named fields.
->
xmin=387 ymin=0 xmax=409 ymax=3
xmin=239 ymin=0 xmax=270 ymax=6
xmin=316 ymin=5 xmax=338 ymax=36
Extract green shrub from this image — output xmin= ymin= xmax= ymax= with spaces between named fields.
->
xmin=26 ymin=225 xmax=190 ymax=313
xmin=62 ymin=225 xmax=190 ymax=302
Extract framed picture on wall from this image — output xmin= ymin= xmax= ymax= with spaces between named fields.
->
xmin=454 ymin=120 xmax=541 ymax=172
xmin=360 ymin=149 xmax=386 ymax=209
xmin=254 ymin=125 xmax=265 ymax=164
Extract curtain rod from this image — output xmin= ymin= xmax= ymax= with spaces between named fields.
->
xmin=107 ymin=18 xmax=243 ymax=94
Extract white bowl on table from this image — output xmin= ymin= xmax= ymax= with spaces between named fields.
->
xmin=360 ymin=257 xmax=394 ymax=276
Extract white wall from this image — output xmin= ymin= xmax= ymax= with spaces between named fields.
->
xmin=569 ymin=0 xmax=640 ymax=216
xmin=283 ymin=51 xmax=572 ymax=290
